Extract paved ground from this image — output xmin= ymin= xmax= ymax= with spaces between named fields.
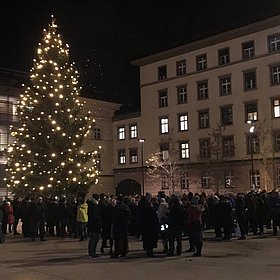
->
xmin=0 ymin=231 xmax=280 ymax=280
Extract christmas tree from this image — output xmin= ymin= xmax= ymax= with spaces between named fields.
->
xmin=5 ymin=16 xmax=99 ymax=197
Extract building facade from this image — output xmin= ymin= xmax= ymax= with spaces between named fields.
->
xmin=114 ymin=15 xmax=280 ymax=195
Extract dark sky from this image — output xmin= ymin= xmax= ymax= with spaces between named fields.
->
xmin=1 ymin=0 xmax=279 ymax=111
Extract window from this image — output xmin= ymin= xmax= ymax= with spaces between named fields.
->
xmin=129 ymin=124 xmax=137 ymax=139
xmin=118 ymin=149 xmax=126 ymax=165
xmin=196 ymin=54 xmax=207 ymax=71
xmin=244 ymin=71 xmax=256 ymax=91
xmin=199 ymin=138 xmax=211 ymax=159
xmin=277 ymin=169 xmax=280 ymax=187
xmin=118 ymin=126 xmax=125 ymax=140
xmin=272 ymin=98 xmax=280 ymax=118
xmin=177 ymin=85 xmax=187 ymax=104
xmin=178 ymin=114 xmax=188 ymax=131
xmin=93 ymin=127 xmax=102 ymax=140
xmin=180 ymin=141 xmax=190 ymax=159
xmin=271 ymin=65 xmax=280 ymax=85
xmin=245 ymin=102 xmax=258 ymax=122
xmin=161 ymin=175 xmax=169 ymax=190
xmin=218 ymin=48 xmax=230 ymax=65
xmin=176 ymin=59 xmax=186 ymax=76
xmin=222 ymin=136 xmax=235 ymax=157
xmin=181 ymin=173 xmax=189 ymax=189
xmin=197 ymin=81 xmax=208 ymax=100
xmin=247 ymin=134 xmax=260 ymax=154
xmin=160 ymin=117 xmax=169 ymax=134
xmin=158 ymin=90 xmax=168 ymax=107
xmin=96 ymin=153 xmax=101 ymax=170
xmin=158 ymin=65 xmax=167 ymax=80
xmin=129 ymin=148 xmax=138 ymax=164
xmin=242 ymin=41 xmax=255 ymax=59
xmin=220 ymin=76 xmax=231 ymax=96
xmin=221 ymin=105 xmax=233 ymax=125
xmin=160 ymin=143 xmax=169 ymax=160
xmin=268 ymin=34 xmax=280 ymax=52
xmin=198 ymin=110 xmax=209 ymax=129
xmin=224 ymin=171 xmax=235 ymax=188
xmin=273 ymin=131 xmax=280 ymax=152
xmin=0 ymin=132 xmax=8 ymax=151
xmin=201 ymin=172 xmax=210 ymax=188
xmin=250 ymin=170 xmax=260 ymax=188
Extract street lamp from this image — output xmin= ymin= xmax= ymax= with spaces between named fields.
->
xmin=138 ymin=138 xmax=145 ymax=196
xmin=248 ymin=121 xmax=255 ymax=191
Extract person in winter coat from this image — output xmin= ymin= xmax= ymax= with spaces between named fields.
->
xmin=12 ymin=197 xmax=21 ymax=235
xmin=187 ymin=196 xmax=204 ymax=257
xmin=76 ymin=198 xmax=88 ymax=241
xmin=167 ymin=197 xmax=186 ymax=256
xmin=157 ymin=198 xmax=169 ymax=253
xmin=6 ymin=202 xmax=14 ymax=233
xmin=87 ymin=194 xmax=101 ymax=258
xmin=141 ymin=197 xmax=159 ymax=257
xmin=111 ymin=195 xmax=131 ymax=258
xmin=0 ymin=201 xmax=9 ymax=234
xmin=235 ymin=193 xmax=248 ymax=240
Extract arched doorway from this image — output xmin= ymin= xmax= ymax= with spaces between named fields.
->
xmin=116 ymin=179 xmax=141 ymax=196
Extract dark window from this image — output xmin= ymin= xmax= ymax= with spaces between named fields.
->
xmin=271 ymin=65 xmax=280 ymax=85
xmin=160 ymin=142 xmax=169 ymax=160
xmin=199 ymin=138 xmax=211 ymax=159
xmin=242 ymin=41 xmax=255 ymax=59
xmin=224 ymin=171 xmax=235 ymax=188
xmin=181 ymin=173 xmax=189 ymax=189
xmin=268 ymin=34 xmax=280 ymax=52
xmin=220 ymin=76 xmax=231 ymax=96
xmin=245 ymin=102 xmax=258 ymax=122
xmin=96 ymin=153 xmax=101 ymax=170
xmin=198 ymin=110 xmax=209 ymax=129
xmin=201 ymin=172 xmax=210 ymax=188
xmin=159 ymin=90 xmax=168 ymax=107
xmin=247 ymin=134 xmax=260 ymax=154
xmin=222 ymin=136 xmax=235 ymax=157
xmin=196 ymin=54 xmax=207 ymax=71
xmin=221 ymin=105 xmax=233 ymax=125
xmin=158 ymin=65 xmax=167 ymax=80
xmin=244 ymin=71 xmax=257 ymax=91
xmin=176 ymin=59 xmax=186 ymax=76
xmin=218 ymin=48 xmax=230 ymax=65
xmin=177 ymin=86 xmax=187 ymax=104
xmin=197 ymin=81 xmax=208 ymax=100
xmin=274 ymin=131 xmax=280 ymax=152
xmin=93 ymin=127 xmax=102 ymax=140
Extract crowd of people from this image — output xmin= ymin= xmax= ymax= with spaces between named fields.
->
xmin=0 ymin=189 xmax=280 ymax=258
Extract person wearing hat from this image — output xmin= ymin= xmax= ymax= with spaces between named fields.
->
xmin=187 ymin=196 xmax=204 ymax=257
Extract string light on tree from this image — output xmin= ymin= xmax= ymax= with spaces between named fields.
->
xmin=5 ymin=16 xmax=99 ymax=196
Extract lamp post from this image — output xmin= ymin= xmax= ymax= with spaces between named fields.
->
xmin=248 ymin=121 xmax=255 ymax=191
xmin=138 ymin=138 xmax=145 ymax=196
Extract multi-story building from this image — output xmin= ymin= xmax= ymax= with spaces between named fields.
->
xmin=113 ymin=15 xmax=280 ymax=195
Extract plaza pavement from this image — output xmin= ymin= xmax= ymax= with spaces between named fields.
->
xmin=0 ymin=230 xmax=280 ymax=280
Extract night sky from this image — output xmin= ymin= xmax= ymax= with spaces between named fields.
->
xmin=1 ymin=0 xmax=279 ymax=111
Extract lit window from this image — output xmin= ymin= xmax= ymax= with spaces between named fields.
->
xmin=129 ymin=148 xmax=138 ymax=163
xmin=118 ymin=126 xmax=125 ymax=140
xmin=245 ymin=102 xmax=258 ymax=122
xmin=178 ymin=114 xmax=188 ymax=131
xmin=118 ymin=150 xmax=126 ymax=164
xmin=160 ymin=117 xmax=169 ymax=134
xmin=180 ymin=141 xmax=190 ymax=159
xmin=272 ymin=99 xmax=280 ymax=118
xmin=130 ymin=124 xmax=137 ymax=139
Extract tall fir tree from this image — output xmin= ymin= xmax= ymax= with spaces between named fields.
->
xmin=5 ymin=17 xmax=99 ymax=197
